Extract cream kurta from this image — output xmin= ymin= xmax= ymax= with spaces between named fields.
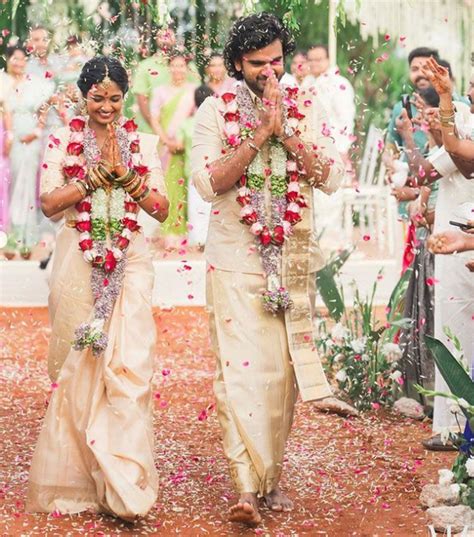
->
xmin=191 ymin=82 xmax=344 ymax=495
xmin=26 ymin=126 xmax=166 ymax=520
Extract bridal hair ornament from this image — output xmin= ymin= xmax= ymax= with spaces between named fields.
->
xmin=100 ymin=63 xmax=112 ymax=89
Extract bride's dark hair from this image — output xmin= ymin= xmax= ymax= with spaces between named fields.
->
xmin=77 ymin=56 xmax=129 ymax=97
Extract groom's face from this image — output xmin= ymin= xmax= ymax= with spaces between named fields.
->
xmin=234 ymin=39 xmax=285 ymax=96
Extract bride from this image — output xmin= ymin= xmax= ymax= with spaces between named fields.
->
xmin=26 ymin=56 xmax=169 ymax=521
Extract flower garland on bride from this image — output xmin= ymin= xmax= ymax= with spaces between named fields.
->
xmin=220 ymin=84 xmax=307 ymax=313
xmin=62 ymin=115 xmax=149 ymax=355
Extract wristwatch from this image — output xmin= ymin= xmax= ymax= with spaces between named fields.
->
xmin=277 ymin=123 xmax=295 ymax=143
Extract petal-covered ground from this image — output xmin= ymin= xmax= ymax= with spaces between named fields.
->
xmin=0 ymin=307 xmax=455 ymax=536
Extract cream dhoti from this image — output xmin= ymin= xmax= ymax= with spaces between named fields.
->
xmin=26 ymin=228 xmax=158 ymax=520
xmin=208 ymin=265 xmax=330 ymax=496
xmin=191 ymin=82 xmax=343 ymax=498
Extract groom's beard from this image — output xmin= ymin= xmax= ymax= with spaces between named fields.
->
xmin=244 ymin=71 xmax=283 ymax=97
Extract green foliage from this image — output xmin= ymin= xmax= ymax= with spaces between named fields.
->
xmin=316 ymin=266 xmax=345 ymax=322
xmin=424 ymin=335 xmax=474 ymax=418
xmin=317 ymin=273 xmax=403 ymax=411
xmin=315 ymin=247 xmax=353 ymax=321
xmin=453 ymin=452 xmax=469 ymax=483
xmin=381 ymin=266 xmax=412 ymax=344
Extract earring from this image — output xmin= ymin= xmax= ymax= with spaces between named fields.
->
xmin=80 ymin=98 xmax=87 ymax=117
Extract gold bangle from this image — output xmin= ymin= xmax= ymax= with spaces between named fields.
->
xmin=121 ymin=170 xmax=139 ymax=186
xmin=129 ymin=179 xmax=145 ymax=198
xmin=440 ymin=119 xmax=455 ymax=127
xmin=94 ymin=165 xmax=112 ymax=187
xmin=439 ymin=107 xmax=455 ymax=115
xmin=116 ymin=169 xmax=135 ymax=185
xmin=97 ymin=162 xmax=115 ymax=183
xmin=72 ymin=180 xmax=87 ymax=198
xmin=84 ymin=171 xmax=97 ymax=191
xmin=248 ymin=141 xmax=260 ymax=153
xmin=135 ymin=186 xmax=151 ymax=202
xmin=131 ymin=181 xmax=147 ymax=199
xmin=123 ymin=174 xmax=140 ymax=191
xmin=124 ymin=174 xmax=142 ymax=194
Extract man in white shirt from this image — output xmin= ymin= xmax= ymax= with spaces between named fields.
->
xmin=421 ymin=103 xmax=474 ymax=448
xmin=302 ymin=44 xmax=356 ymax=249
xmin=303 ymin=44 xmax=355 ymax=157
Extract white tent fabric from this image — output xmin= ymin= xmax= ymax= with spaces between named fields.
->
xmin=342 ymin=0 xmax=473 ymax=87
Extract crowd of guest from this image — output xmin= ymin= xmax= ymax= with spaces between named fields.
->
xmin=0 ymin=25 xmax=356 ymax=258
xmin=383 ymin=47 xmax=474 ymax=451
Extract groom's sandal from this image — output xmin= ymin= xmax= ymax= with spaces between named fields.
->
xmin=422 ymin=433 xmax=457 ymax=452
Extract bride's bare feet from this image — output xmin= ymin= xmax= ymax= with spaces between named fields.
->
xmin=263 ymin=486 xmax=294 ymax=512
xmin=229 ymin=492 xmax=261 ymax=526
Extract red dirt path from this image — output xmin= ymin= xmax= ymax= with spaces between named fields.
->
xmin=0 ymin=307 xmax=455 ymax=536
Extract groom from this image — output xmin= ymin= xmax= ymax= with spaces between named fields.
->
xmin=191 ymin=12 xmax=344 ymax=526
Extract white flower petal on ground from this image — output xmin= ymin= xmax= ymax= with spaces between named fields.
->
xmin=449 ymin=484 xmax=460 ymax=496
xmin=390 ymin=370 xmax=403 ymax=381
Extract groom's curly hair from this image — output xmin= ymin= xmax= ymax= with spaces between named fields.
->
xmin=223 ymin=12 xmax=295 ymax=81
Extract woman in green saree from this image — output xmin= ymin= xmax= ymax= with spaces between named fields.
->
xmin=150 ymin=52 xmax=196 ymax=249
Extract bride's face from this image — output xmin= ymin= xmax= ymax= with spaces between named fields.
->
xmin=86 ymin=80 xmax=123 ymax=125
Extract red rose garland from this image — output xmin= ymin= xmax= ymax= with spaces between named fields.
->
xmin=220 ymin=85 xmax=308 ymax=312
xmin=63 ymin=116 xmax=149 ymax=272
